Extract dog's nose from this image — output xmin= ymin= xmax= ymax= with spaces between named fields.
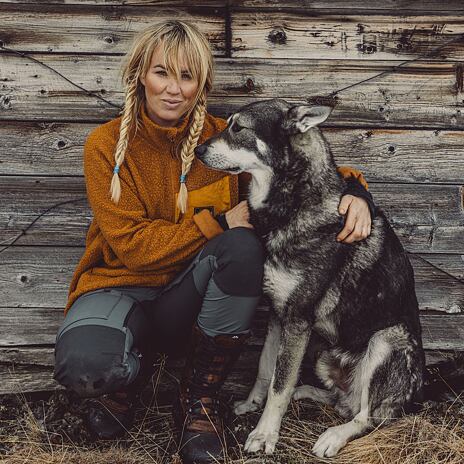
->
xmin=194 ymin=144 xmax=207 ymax=157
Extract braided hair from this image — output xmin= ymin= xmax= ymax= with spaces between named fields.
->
xmin=109 ymin=19 xmax=214 ymax=216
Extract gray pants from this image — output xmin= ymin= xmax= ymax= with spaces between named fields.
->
xmin=53 ymin=228 xmax=264 ymax=398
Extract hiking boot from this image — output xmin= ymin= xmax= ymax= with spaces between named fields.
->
xmin=172 ymin=322 xmax=250 ymax=463
xmin=86 ymin=352 xmax=154 ymax=440
xmin=87 ymin=389 xmax=138 ymax=440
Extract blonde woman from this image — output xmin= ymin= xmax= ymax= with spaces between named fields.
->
xmin=53 ymin=20 xmax=375 ymax=463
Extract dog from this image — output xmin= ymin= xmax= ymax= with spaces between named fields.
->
xmin=194 ymin=98 xmax=425 ymax=457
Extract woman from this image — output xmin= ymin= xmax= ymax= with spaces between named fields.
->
xmin=53 ymin=19 xmax=375 ymax=463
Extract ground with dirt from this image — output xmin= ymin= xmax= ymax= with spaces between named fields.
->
xmin=1 ymin=377 xmax=464 ymax=464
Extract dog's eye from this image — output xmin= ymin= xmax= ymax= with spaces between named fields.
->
xmin=231 ymin=123 xmax=244 ymax=133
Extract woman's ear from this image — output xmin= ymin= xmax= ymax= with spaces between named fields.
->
xmin=140 ymin=74 xmax=146 ymax=86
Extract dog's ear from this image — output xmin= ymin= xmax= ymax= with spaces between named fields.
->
xmin=285 ymin=105 xmax=332 ymax=134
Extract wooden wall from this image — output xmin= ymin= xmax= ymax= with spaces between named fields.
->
xmin=1 ymin=1 xmax=464 ymax=395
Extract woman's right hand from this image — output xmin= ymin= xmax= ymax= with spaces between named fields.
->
xmin=225 ymin=200 xmax=254 ymax=229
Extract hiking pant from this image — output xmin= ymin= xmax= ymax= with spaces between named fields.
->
xmin=53 ymin=227 xmax=264 ymax=398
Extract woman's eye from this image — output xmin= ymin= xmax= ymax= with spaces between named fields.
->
xmin=182 ymin=73 xmax=192 ymax=80
xmin=156 ymin=71 xmax=167 ymax=76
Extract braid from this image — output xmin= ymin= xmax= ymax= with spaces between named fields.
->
xmin=176 ymin=93 xmax=207 ymax=215
xmin=109 ymin=78 xmax=139 ymax=204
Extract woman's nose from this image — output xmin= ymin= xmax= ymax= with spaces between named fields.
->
xmin=166 ymin=77 xmax=181 ymax=94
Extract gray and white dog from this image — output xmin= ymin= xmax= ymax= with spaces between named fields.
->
xmin=194 ymin=98 xmax=425 ymax=457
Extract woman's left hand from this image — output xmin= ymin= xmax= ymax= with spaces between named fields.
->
xmin=336 ymin=195 xmax=372 ymax=243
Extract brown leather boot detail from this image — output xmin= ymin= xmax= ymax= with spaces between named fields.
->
xmin=173 ymin=323 xmax=250 ymax=463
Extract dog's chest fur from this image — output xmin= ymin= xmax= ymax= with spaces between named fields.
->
xmin=257 ymin=198 xmax=344 ymax=323
xmin=263 ymin=260 xmax=301 ymax=316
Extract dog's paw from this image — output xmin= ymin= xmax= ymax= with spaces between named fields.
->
xmin=312 ymin=425 xmax=348 ymax=458
xmin=233 ymin=399 xmax=260 ymax=415
xmin=244 ymin=427 xmax=279 ymax=454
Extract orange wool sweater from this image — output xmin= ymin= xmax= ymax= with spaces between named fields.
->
xmin=64 ymin=104 xmax=368 ymax=314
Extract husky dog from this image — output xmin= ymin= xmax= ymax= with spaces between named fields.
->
xmin=194 ymin=99 xmax=424 ymax=457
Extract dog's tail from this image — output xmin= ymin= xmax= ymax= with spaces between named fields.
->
xmin=423 ymin=353 xmax=464 ymax=401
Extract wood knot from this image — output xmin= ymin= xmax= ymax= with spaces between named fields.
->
xmin=0 ymin=95 xmax=11 ymax=109
xmin=455 ymin=63 xmax=464 ymax=93
xmin=268 ymin=28 xmax=287 ymax=45
xmin=357 ymin=42 xmax=377 ymax=54
xmin=245 ymin=78 xmax=255 ymax=91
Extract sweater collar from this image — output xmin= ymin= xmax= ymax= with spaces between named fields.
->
xmin=139 ymin=101 xmax=191 ymax=146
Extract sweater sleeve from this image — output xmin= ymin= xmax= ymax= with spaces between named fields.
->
xmin=337 ymin=166 xmax=369 ymax=190
xmin=337 ymin=166 xmax=376 ymax=218
xmin=83 ymin=131 xmax=214 ymax=273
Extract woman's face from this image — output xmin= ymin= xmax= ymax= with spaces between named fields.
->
xmin=140 ymin=43 xmax=199 ymax=127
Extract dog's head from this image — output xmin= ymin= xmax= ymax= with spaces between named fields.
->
xmin=194 ymin=98 xmax=332 ymax=175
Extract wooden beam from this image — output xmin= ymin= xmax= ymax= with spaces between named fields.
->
xmin=0 ymin=3 xmax=226 ymax=54
xmin=1 ymin=123 xmax=464 ymax=183
xmin=1 ymin=4 xmax=463 ymax=59
xmin=230 ymin=11 xmax=464 ymax=60
xmin=2 ymin=306 xmax=464 ymax=350
xmin=1 ymin=55 xmax=464 ymax=128
xmin=1 ymin=1 xmax=462 ymax=14
xmin=0 ymin=343 xmax=461 ymax=395
xmin=231 ymin=1 xmax=464 ymax=14
xmin=1 ymin=177 xmax=463 ymax=253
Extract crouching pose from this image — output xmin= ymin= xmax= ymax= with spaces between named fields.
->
xmin=53 ymin=20 xmax=375 ymax=464
xmin=195 ymin=98 xmax=425 ymax=458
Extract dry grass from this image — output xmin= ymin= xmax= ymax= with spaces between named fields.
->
xmin=275 ymin=399 xmax=464 ymax=464
xmin=1 ymin=389 xmax=464 ymax=464
xmin=1 ymin=356 xmax=464 ymax=464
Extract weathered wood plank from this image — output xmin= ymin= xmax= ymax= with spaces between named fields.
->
xmin=1 ymin=55 xmax=464 ymax=128
xmin=420 ymin=313 xmax=464 ymax=350
xmin=231 ymin=12 xmax=464 ymax=60
xmin=0 ymin=246 xmax=462 ymax=313
xmin=2 ymin=305 xmax=464 ymax=351
xmin=2 ymin=123 xmax=464 ymax=184
xmin=0 ymin=3 xmax=226 ymax=54
xmin=409 ymin=254 xmax=464 ymax=313
xmin=325 ymin=128 xmax=464 ymax=184
xmin=231 ymin=1 xmax=464 ymax=14
xmin=1 ymin=4 xmax=463 ymax=59
xmin=0 ymin=365 xmax=60 ymax=394
xmin=1 ymin=177 xmax=462 ymax=252
xmin=0 ymin=0 xmax=223 ymax=4
xmin=0 ymin=307 xmax=63 ymax=346
xmin=0 ymin=347 xmax=259 ymax=396
xmin=0 ymin=344 xmax=460 ymax=395
xmin=2 ymin=1 xmax=463 ymax=14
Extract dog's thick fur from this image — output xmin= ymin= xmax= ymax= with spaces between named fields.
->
xmin=194 ymin=99 xmax=425 ymax=457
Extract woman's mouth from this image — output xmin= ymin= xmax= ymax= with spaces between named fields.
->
xmin=162 ymin=99 xmax=182 ymax=108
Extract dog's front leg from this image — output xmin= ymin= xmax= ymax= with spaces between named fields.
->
xmin=234 ymin=313 xmax=281 ymax=415
xmin=244 ymin=322 xmax=310 ymax=454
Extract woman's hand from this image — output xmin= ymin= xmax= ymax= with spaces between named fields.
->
xmin=336 ymin=195 xmax=371 ymax=243
xmin=225 ymin=200 xmax=254 ymax=229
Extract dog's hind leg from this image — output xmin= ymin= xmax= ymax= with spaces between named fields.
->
xmin=234 ymin=313 xmax=281 ymax=415
xmin=312 ymin=325 xmax=423 ymax=458
xmin=244 ymin=322 xmax=310 ymax=454
xmin=293 ymin=384 xmax=336 ymax=405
